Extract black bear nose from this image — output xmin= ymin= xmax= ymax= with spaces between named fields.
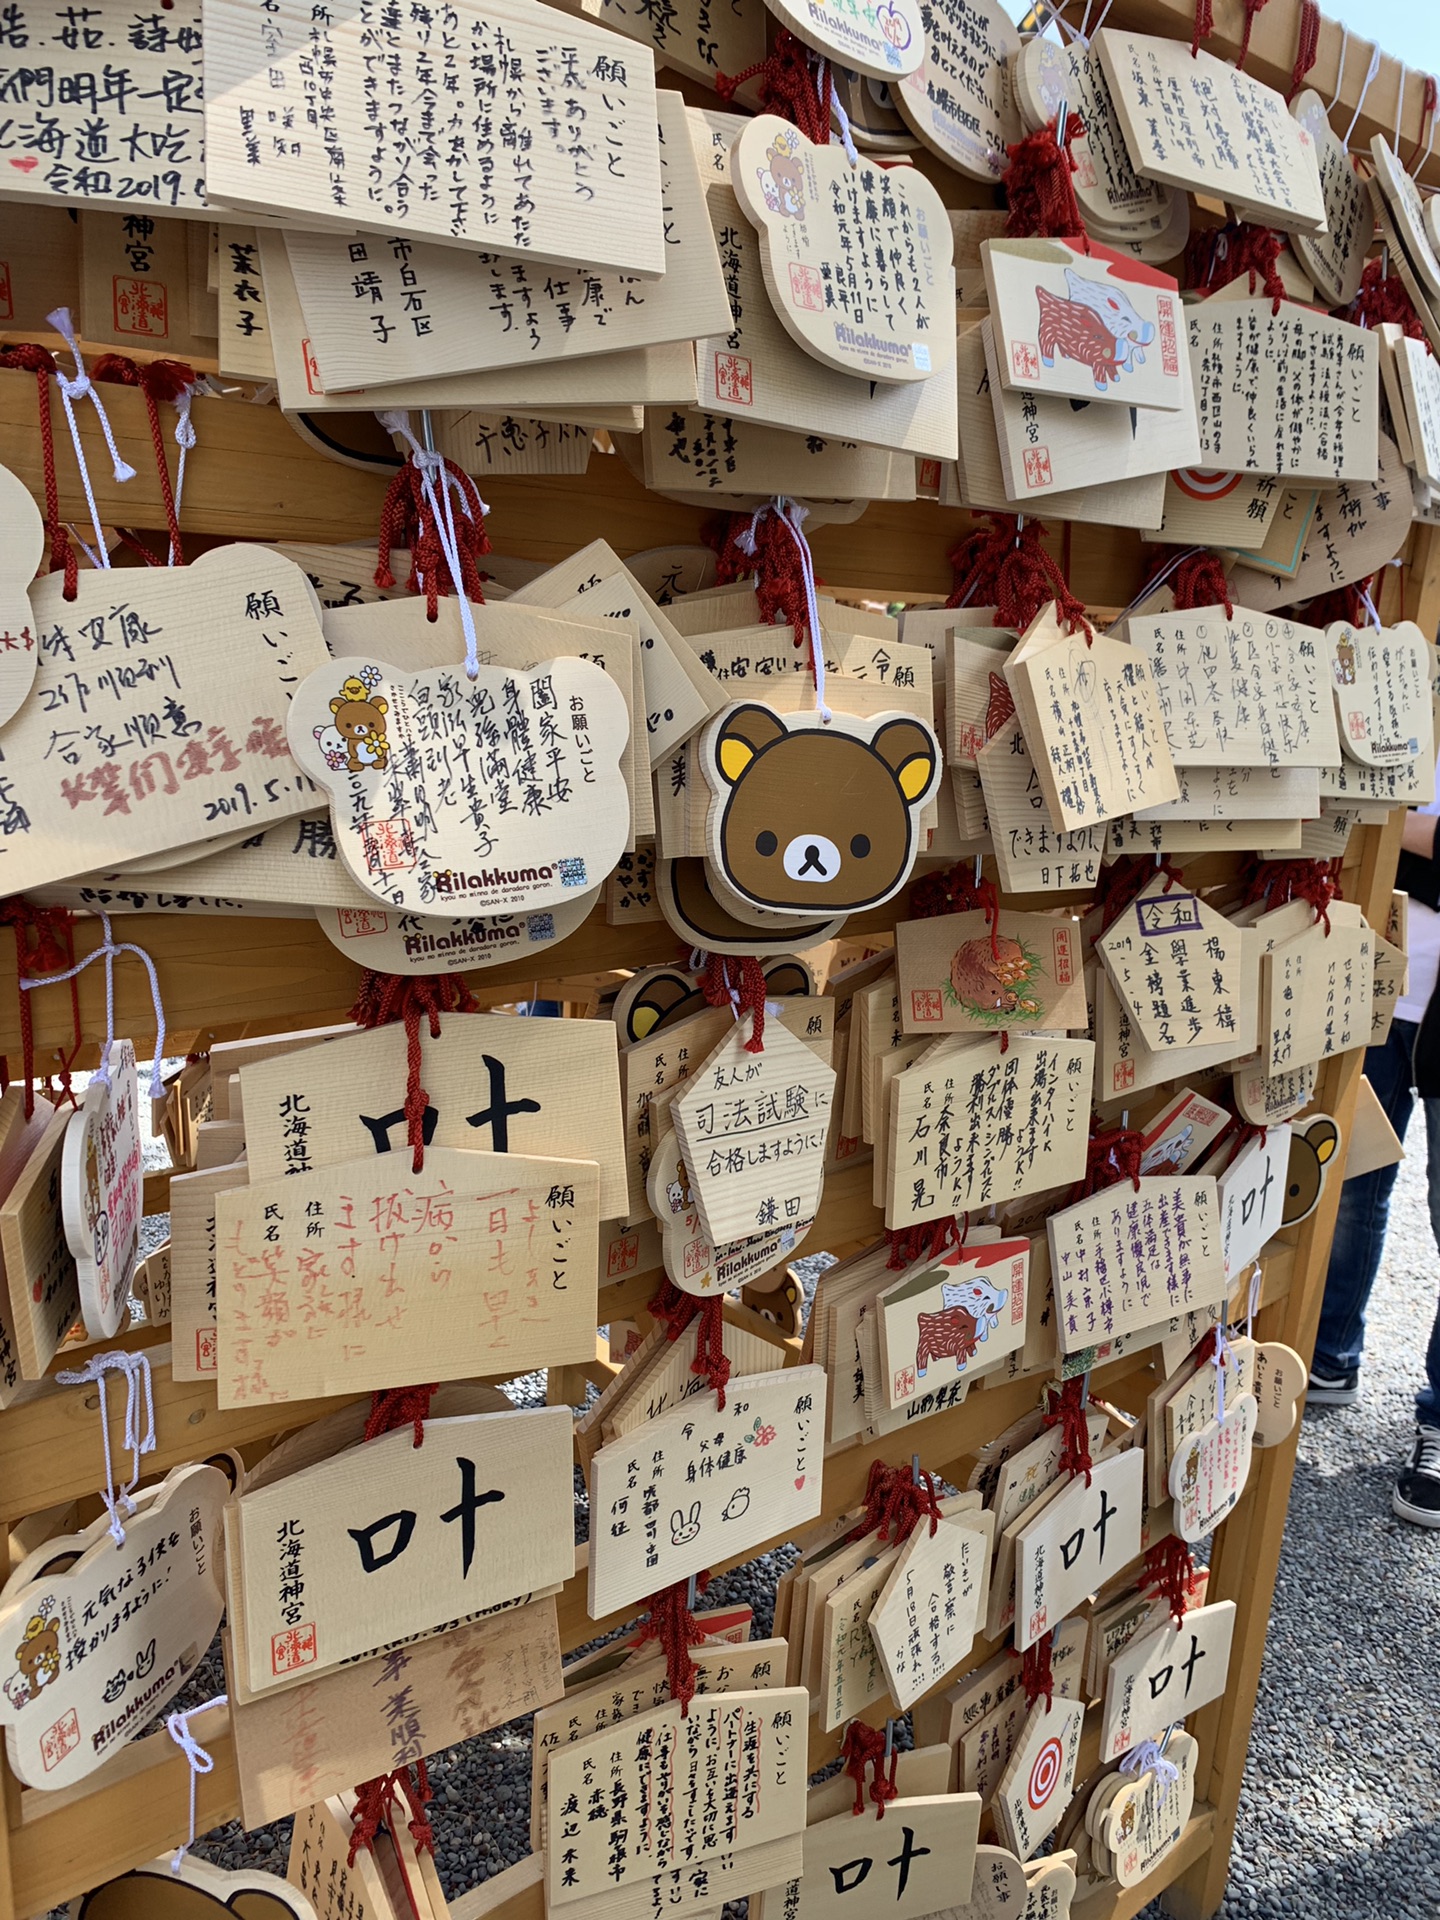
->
xmin=799 ymin=844 xmax=828 ymax=875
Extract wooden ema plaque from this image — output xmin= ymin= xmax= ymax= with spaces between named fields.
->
xmin=62 ymin=1040 xmax=142 ymax=1341
xmin=893 ymin=0 xmax=1020 ymax=181
xmin=203 ymin=0 xmax=666 ymax=274
xmin=0 ymin=1095 xmax=77 ymax=1393
xmin=754 ymin=1794 xmax=983 ymax=1920
xmin=1047 ymin=1177 xmax=1225 ymax=1355
xmin=214 ymin=1148 xmax=601 ymax=1405
xmin=0 ymin=1464 xmax=226 ymax=1789
xmin=0 ymin=463 xmax=42 ymax=730
xmin=1100 ymin=1599 xmax=1236 ymax=1760
xmin=730 ymin=121 xmax=954 ymax=387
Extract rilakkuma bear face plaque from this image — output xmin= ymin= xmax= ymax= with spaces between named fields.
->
xmin=699 ymin=703 xmax=941 ymax=915
xmin=731 ymin=118 xmax=955 ymax=385
xmin=289 ymin=655 xmax=631 ymax=915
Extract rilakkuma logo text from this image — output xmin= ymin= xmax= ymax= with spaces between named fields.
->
xmin=403 ymin=922 xmax=524 ymax=957
xmin=433 ymin=866 xmax=557 ymax=893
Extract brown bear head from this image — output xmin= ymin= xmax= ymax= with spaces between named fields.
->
xmin=15 ymin=1614 xmax=60 ymax=1689
xmin=706 ymin=706 xmax=938 ymax=913
xmin=77 ymin=1871 xmax=307 ymax=1920
xmin=658 ymin=857 xmax=843 ymax=955
xmin=1282 ymin=1116 xmax=1339 ymax=1226
xmin=328 ymin=695 xmax=388 ymax=760
xmin=620 ymin=959 xmax=813 ymax=1043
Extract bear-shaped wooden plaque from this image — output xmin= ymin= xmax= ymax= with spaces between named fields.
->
xmin=72 ymin=1855 xmax=319 ymax=1920
xmin=1326 ymin=620 xmax=1433 ymax=772
xmin=892 ymin=0 xmax=1020 ymax=180
xmin=757 ymin=0 xmax=923 ymax=81
xmin=983 ymin=237 xmax=1186 ymax=411
xmin=0 ymin=1463 xmax=226 ymax=1789
xmin=0 ymin=462 xmax=42 ymax=730
xmin=1168 ymin=1392 xmax=1257 ymax=1541
xmin=288 ymin=654 xmax=631 ymax=916
xmin=698 ymin=702 xmax=940 ymax=916
xmin=313 ymin=888 xmax=600 ymax=974
xmin=62 ymin=1039 xmax=141 ymax=1341
xmin=731 ymin=120 xmax=954 ymax=384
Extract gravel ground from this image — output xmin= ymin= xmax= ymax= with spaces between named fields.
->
xmin=58 ymin=1123 xmax=1440 ymax=1914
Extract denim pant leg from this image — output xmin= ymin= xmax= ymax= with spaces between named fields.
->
xmin=1418 ymin=1099 xmax=1440 ymax=1426
xmin=1313 ymin=1019 xmax=1418 ymax=1374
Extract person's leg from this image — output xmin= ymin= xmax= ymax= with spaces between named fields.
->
xmin=1393 ymin=1097 xmax=1440 ymax=1526
xmin=1311 ymin=1019 xmax=1418 ymax=1402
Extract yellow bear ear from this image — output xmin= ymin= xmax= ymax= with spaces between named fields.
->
xmin=896 ymin=755 xmax=932 ymax=802
xmin=1315 ymin=1133 xmax=1337 ymax=1164
xmin=630 ymin=1005 xmax=659 ymax=1039
xmin=718 ymin=737 xmax=754 ymax=784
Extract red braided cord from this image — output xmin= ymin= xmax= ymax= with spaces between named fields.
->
xmin=0 ymin=899 xmax=84 ymax=1115
xmin=0 ymin=344 xmax=75 ymax=599
xmin=375 ymin=457 xmax=490 ymax=612
xmin=1042 ymin=1376 xmax=1094 ymax=1485
xmin=1002 ymin=115 xmax=1090 ymax=245
xmin=702 ymin=509 xmax=820 ymax=651
xmin=1170 ymin=550 xmax=1235 ymax=620
xmin=1240 ymin=854 xmax=1342 ymax=934
xmin=1351 ymin=258 xmax=1432 ymax=348
xmin=884 ymin=1214 xmax=965 ymax=1271
xmin=945 ymin=512 xmax=1020 ymax=612
xmin=1074 ymin=1126 xmax=1145 ymax=1200
xmin=1022 ymin=1632 xmax=1055 ymax=1710
xmin=1143 ymin=1536 xmax=1200 ymax=1628
xmin=1191 ymin=0 xmax=1213 ymax=56
xmin=1289 ymin=0 xmax=1320 ymax=99
xmin=347 ymin=1763 xmax=437 ymax=1894
xmin=1091 ymin=853 xmax=1185 ymax=944
xmin=715 ymin=30 xmax=830 ymax=143
xmin=646 ymin=1281 xmax=731 ymax=1408
xmin=1185 ymin=222 xmax=1286 ymax=313
xmin=1235 ymin=0 xmax=1270 ymax=71
xmin=348 ymin=970 xmax=479 ymax=1171
xmin=91 ymin=354 xmax=194 ymax=566
xmin=364 ymin=1384 xmax=439 ymax=1448
xmin=700 ymin=951 xmax=767 ymax=1054
xmin=1410 ymin=74 xmax=1440 ymax=170
xmin=847 ymin=1458 xmax=944 ymax=1546
xmin=839 ymin=1721 xmax=899 ymax=1818
xmin=635 ymin=1572 xmax=712 ymax=1714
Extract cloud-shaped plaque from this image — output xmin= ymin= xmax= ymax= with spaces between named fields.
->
xmin=288 ymin=655 xmax=631 ymax=915
xmin=731 ymin=118 xmax=954 ymax=385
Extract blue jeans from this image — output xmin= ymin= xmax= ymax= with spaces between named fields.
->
xmin=1315 ymin=1018 xmax=1440 ymax=1423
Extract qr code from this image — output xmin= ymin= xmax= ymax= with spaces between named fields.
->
xmin=527 ymin=912 xmax=555 ymax=940
xmin=557 ymin=857 xmax=587 ymax=887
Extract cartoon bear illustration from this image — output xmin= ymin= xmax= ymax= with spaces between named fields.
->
xmin=757 ymin=129 xmax=806 ymax=219
xmin=1282 ymin=1116 xmax=1340 ymax=1226
xmin=329 ymin=674 xmax=390 ymax=774
xmin=311 ymin=723 xmax=348 ymax=772
xmin=657 ymin=856 xmax=844 ymax=956
xmin=703 ymin=705 xmax=940 ymax=914
xmin=77 ymin=1869 xmax=310 ymax=1920
xmin=618 ymin=959 xmax=812 ymax=1043
xmin=3 ymin=1612 xmax=61 ymax=1710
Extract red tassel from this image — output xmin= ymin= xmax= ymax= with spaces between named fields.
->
xmin=1001 ymin=115 xmax=1089 ymax=244
xmin=839 ymin=1721 xmax=900 ymax=1818
xmin=909 ymin=861 xmax=1000 ymax=924
xmin=1143 ymin=1536 xmax=1199 ymax=1628
xmin=348 ymin=1763 xmax=436 ymax=1914
xmin=883 ymin=1215 xmax=964 ymax=1272
xmin=1185 ymin=221 xmax=1287 ymax=314
xmin=1351 ymin=258 xmax=1432 ymax=350
xmin=1239 ymin=854 xmax=1342 ymax=935
xmin=715 ymin=29 xmax=831 ymax=144
xmin=348 ymin=970 xmax=478 ymax=1172
xmin=646 ymin=1282 xmax=731 ymax=1408
xmin=1191 ymin=0 xmax=1213 ymax=56
xmin=0 ymin=898 xmax=84 ymax=1115
xmin=703 ymin=508 xmax=822 ymax=652
xmin=1235 ymin=0 xmax=1270 ymax=71
xmin=92 ymin=353 xmax=196 ymax=567
xmin=847 ymin=1458 xmax=944 ymax=1546
xmin=364 ymin=1384 xmax=439 ymax=1448
xmin=700 ymin=952 xmax=768 ymax=1054
xmin=1170 ymin=550 xmax=1235 ymax=621
xmin=1288 ymin=0 xmax=1320 ymax=99
xmin=635 ymin=1573 xmax=711 ymax=1714
xmin=1074 ymin=1126 xmax=1145 ymax=1201
xmin=376 ymin=455 xmax=490 ymax=610
xmin=1042 ymin=1377 xmax=1094 ymax=1486
xmin=1022 ymin=1633 xmax=1055 ymax=1711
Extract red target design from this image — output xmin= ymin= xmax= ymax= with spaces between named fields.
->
xmin=1027 ymin=1735 xmax=1065 ymax=1810
xmin=1172 ymin=468 xmax=1244 ymax=501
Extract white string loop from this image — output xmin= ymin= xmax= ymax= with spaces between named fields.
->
xmin=1326 ymin=24 xmax=1350 ymax=113
xmin=1341 ymin=43 xmax=1382 ymax=149
xmin=826 ymin=66 xmax=859 ymax=165
xmin=166 ymin=1695 xmax=228 ymax=1871
xmin=19 ymin=911 xmax=169 ymax=1097
xmin=737 ymin=498 xmax=833 ymax=723
xmin=46 ymin=307 xmax=135 ymax=566
xmin=1119 ymin=1736 xmax=1181 ymax=1792
xmin=172 ymin=385 xmax=197 ymax=556
xmin=376 ymin=410 xmax=489 ymax=680
xmin=54 ymin=1349 xmax=156 ymax=1544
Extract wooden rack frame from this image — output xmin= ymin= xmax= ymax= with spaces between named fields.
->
xmin=0 ymin=3 xmax=1437 ymax=1915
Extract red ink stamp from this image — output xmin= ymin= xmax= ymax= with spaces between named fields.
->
xmin=360 ymin=816 xmax=416 ymax=873
xmin=1157 ymin=294 xmax=1179 ymax=377
xmin=713 ymin=352 xmax=753 ymax=406
xmin=1347 ymin=712 xmax=1368 ymax=742
xmin=336 ymin=907 xmax=389 ymax=938
xmin=1113 ymin=1060 xmax=1136 ymax=1092
xmin=112 ymin=275 xmax=168 ymax=338
xmin=1012 ymin=340 xmax=1041 ymax=381
xmin=1023 ymin=446 xmax=1054 ymax=490
xmin=302 ymin=337 xmax=322 ymax=396
xmin=1052 ymin=924 xmax=1074 ymax=985
xmin=606 ymin=1232 xmax=639 ymax=1278
xmin=788 ymin=262 xmax=824 ymax=312
xmin=271 ymin=1624 xmax=318 ymax=1675
xmin=917 ymin=459 xmax=941 ymax=491
xmin=196 ymin=1327 xmax=216 ymax=1373
xmin=40 ymin=1710 xmax=81 ymax=1772
xmin=910 ymin=988 xmax=944 ymax=1024
xmin=893 ymin=1365 xmax=916 ymax=1402
xmin=683 ymin=1239 xmax=708 ymax=1279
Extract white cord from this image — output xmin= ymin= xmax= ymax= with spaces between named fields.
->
xmin=377 ymin=410 xmax=488 ymax=679
xmin=46 ymin=307 xmax=135 ymax=565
